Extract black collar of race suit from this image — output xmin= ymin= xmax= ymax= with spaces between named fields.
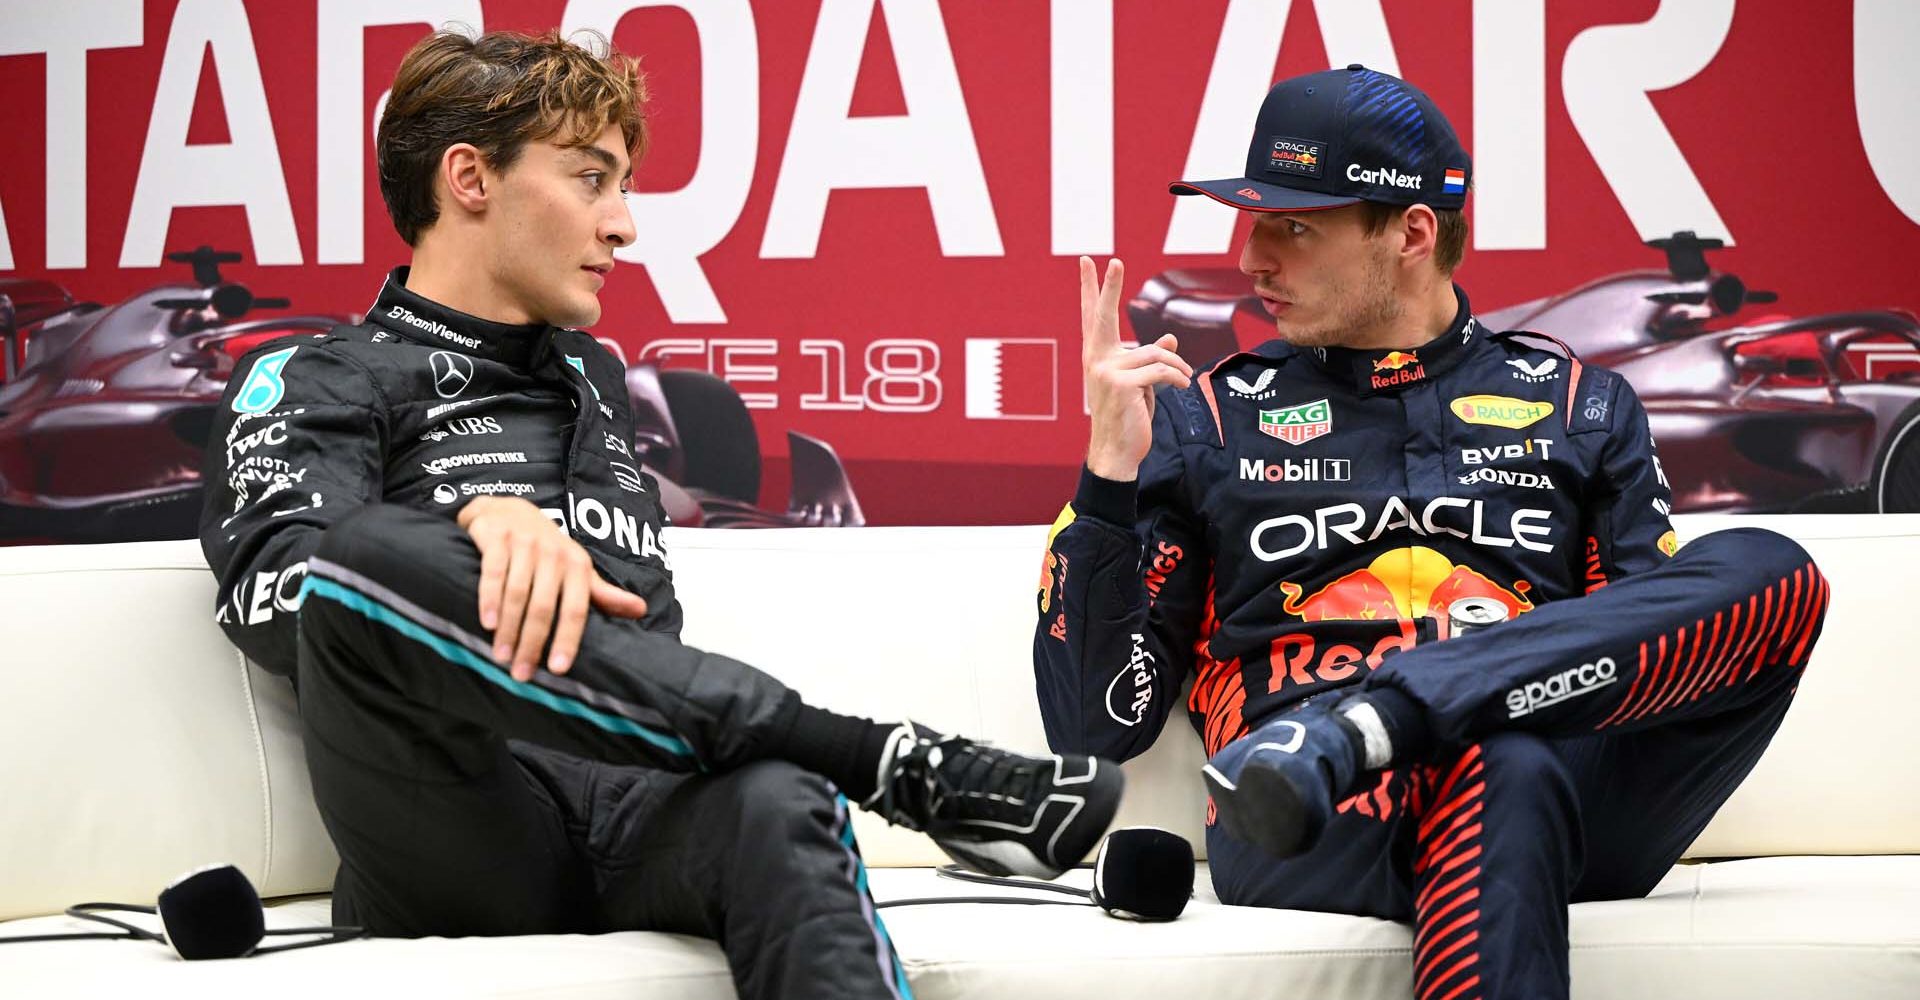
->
xmin=1303 ymin=284 xmax=1480 ymax=395
xmin=363 ymin=267 xmax=552 ymax=369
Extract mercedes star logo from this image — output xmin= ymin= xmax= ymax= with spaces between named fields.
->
xmin=430 ymin=351 xmax=474 ymax=399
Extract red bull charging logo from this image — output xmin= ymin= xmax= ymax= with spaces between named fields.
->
xmin=1278 ymin=545 xmax=1534 ymax=624
xmin=1267 ymin=547 xmax=1535 ymax=694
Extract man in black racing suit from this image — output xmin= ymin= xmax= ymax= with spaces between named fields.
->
xmin=200 ymin=30 xmax=1120 ymax=1000
xmin=1036 ymin=65 xmax=1826 ymax=1000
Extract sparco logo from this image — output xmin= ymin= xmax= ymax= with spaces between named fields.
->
xmin=1240 ymin=457 xmax=1351 ymax=483
xmin=1347 ymin=163 xmax=1423 ymax=190
xmin=1457 ymin=468 xmax=1556 ymax=490
xmin=1105 ymin=634 xmax=1155 ymax=727
xmin=420 ymin=451 xmax=527 ymax=475
xmin=390 ymin=305 xmax=482 ymax=350
xmin=1506 ymin=657 xmax=1618 ymax=718
xmin=1584 ymin=372 xmax=1615 ymax=423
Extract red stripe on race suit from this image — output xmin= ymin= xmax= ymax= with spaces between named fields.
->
xmin=1412 ymin=745 xmax=1487 ymax=1000
xmin=1596 ymin=563 xmax=1824 ymax=731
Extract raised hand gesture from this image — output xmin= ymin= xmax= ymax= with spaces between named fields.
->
xmin=1080 ymin=256 xmax=1193 ymax=482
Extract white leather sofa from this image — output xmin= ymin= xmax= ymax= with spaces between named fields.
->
xmin=2 ymin=514 xmax=1917 ymax=998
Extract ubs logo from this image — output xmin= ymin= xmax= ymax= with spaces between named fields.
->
xmin=430 ymin=351 xmax=475 ymax=399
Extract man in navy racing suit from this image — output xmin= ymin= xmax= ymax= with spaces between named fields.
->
xmin=200 ymin=30 xmax=1121 ymax=1000
xmin=1035 ymin=65 xmax=1826 ymax=1000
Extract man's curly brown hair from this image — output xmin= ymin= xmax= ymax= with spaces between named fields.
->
xmin=377 ymin=29 xmax=648 ymax=245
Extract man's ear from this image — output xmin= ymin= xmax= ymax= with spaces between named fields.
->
xmin=1399 ymin=204 xmax=1439 ymax=268
xmin=440 ymin=143 xmax=489 ymax=216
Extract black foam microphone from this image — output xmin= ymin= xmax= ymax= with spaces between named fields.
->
xmin=1089 ymin=827 xmax=1195 ymax=921
xmin=158 ymin=864 xmax=367 ymax=958
xmin=158 ymin=864 xmax=267 ymax=959
xmin=0 ymin=864 xmax=361 ymax=956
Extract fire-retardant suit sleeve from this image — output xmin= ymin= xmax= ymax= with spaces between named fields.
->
xmin=1578 ymin=366 xmax=1678 ymax=586
xmin=1034 ymin=395 xmax=1209 ymax=762
xmin=199 ymin=342 xmax=386 ymax=676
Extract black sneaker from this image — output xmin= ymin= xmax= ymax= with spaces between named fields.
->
xmin=864 ymin=725 xmax=1124 ymax=879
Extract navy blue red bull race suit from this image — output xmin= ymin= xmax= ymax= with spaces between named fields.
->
xmin=1035 ymin=286 xmax=1828 ymax=1000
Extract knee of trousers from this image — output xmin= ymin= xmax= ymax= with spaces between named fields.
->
xmin=1681 ymin=527 xmax=1818 ymax=583
xmin=1417 ymin=734 xmax=1581 ymax=866
xmin=716 ymin=762 xmax=845 ymax=856
xmin=703 ymin=762 xmax=861 ymax=906
xmin=1680 ymin=527 xmax=1829 ymax=671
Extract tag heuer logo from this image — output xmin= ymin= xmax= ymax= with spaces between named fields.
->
xmin=1259 ymin=399 xmax=1332 ymax=445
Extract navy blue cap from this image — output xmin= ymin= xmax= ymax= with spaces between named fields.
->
xmin=1171 ymin=65 xmax=1472 ymax=213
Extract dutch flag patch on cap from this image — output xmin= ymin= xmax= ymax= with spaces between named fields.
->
xmin=1443 ymin=168 xmax=1467 ymax=195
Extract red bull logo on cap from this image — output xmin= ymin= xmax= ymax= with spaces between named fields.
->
xmin=1258 ymin=399 xmax=1333 ymax=445
xmin=1266 ymin=135 xmax=1327 ymax=178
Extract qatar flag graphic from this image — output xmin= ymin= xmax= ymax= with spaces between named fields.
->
xmin=965 ymin=339 xmax=1058 ymax=420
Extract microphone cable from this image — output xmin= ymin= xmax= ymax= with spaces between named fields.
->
xmin=0 ymin=902 xmax=362 ymax=953
xmin=875 ymin=864 xmax=1096 ymax=909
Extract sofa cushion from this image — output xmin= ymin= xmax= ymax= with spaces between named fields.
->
xmin=875 ymin=857 xmax=1920 ymax=999
xmin=0 ymin=895 xmax=734 ymax=999
xmin=3 ymin=857 xmax=1914 ymax=998
xmin=0 ymin=541 xmax=335 ymax=921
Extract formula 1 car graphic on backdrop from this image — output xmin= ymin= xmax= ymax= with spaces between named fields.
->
xmin=0 ymin=248 xmax=862 ymax=544
xmin=1127 ymin=232 xmax=1920 ymax=513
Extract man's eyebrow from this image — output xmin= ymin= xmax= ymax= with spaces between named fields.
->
xmin=573 ymin=145 xmax=632 ymax=180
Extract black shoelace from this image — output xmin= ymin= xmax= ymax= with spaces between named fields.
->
xmin=872 ymin=737 xmax=1048 ymax=831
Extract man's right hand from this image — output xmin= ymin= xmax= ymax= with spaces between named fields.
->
xmin=1081 ymin=256 xmax=1194 ymax=482
xmin=457 ymin=496 xmax=651 ymax=682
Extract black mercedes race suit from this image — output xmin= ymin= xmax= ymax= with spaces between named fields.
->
xmin=201 ymin=269 xmax=914 ymax=1000
xmin=1036 ymin=287 xmax=1827 ymax=1000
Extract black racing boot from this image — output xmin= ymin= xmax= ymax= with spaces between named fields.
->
xmin=865 ymin=725 xmax=1125 ymax=879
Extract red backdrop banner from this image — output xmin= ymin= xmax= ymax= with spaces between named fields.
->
xmin=2 ymin=0 xmax=1916 ymax=526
